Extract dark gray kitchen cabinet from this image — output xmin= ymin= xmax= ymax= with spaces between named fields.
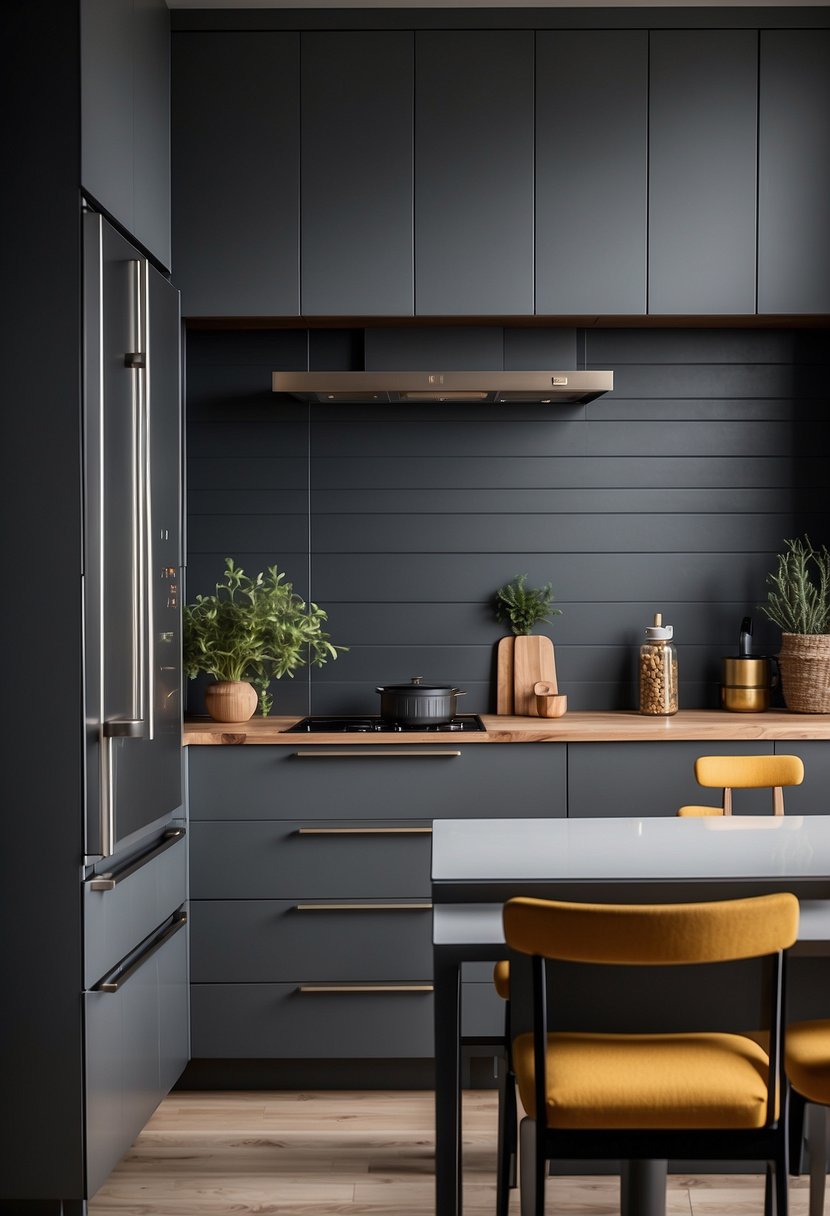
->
xmin=414 ymin=31 xmax=534 ymax=317
xmin=758 ymin=30 xmax=830 ymax=315
xmin=569 ymin=740 xmax=830 ymax=820
xmin=773 ymin=741 xmax=830 ymax=816
xmin=301 ymin=32 xmax=414 ymax=317
xmin=81 ymin=0 xmax=171 ymax=269
xmin=171 ymin=32 xmax=300 ymax=317
xmin=187 ymin=743 xmax=565 ymax=1060
xmin=535 ymin=31 xmax=648 ymax=316
xmin=648 ymin=31 xmax=758 ymax=316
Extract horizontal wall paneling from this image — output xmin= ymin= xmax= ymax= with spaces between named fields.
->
xmin=186 ymin=326 xmax=824 ymax=714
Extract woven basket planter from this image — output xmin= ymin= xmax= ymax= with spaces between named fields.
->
xmin=778 ymin=633 xmax=830 ymax=713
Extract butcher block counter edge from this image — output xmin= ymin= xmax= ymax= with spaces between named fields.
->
xmin=183 ymin=710 xmax=830 ymax=746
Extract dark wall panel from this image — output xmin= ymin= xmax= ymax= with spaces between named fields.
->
xmin=185 ymin=326 xmax=828 ymax=715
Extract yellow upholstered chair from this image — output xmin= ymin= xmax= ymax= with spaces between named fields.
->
xmin=785 ymin=1020 xmax=830 ymax=1216
xmin=503 ymin=892 xmax=799 ymax=1216
xmin=677 ymin=754 xmax=804 ymax=817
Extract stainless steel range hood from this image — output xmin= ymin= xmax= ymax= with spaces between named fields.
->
xmin=271 ymin=369 xmax=613 ymax=405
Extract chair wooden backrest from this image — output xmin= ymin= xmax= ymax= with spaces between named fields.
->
xmin=677 ymin=754 xmax=804 ymax=817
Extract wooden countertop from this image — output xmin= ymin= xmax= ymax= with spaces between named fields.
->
xmin=183 ymin=709 xmax=830 ymax=745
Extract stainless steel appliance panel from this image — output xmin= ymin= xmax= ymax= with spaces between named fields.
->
xmin=83 ymin=211 xmax=182 ymax=857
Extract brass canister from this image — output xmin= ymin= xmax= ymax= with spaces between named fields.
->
xmin=720 ymin=657 xmax=774 ymax=712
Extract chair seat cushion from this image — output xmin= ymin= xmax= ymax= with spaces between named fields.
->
xmin=512 ymin=1030 xmax=774 ymax=1128
xmin=786 ymin=1019 xmax=830 ymax=1105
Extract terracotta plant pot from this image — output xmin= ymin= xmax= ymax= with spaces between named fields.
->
xmin=204 ymin=680 xmax=259 ymax=722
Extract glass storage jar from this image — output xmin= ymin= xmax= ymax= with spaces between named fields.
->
xmin=639 ymin=612 xmax=678 ymax=715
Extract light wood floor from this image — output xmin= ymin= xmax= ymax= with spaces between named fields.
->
xmin=88 ymin=1090 xmax=815 ymax=1215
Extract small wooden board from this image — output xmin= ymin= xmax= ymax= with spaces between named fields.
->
xmin=496 ymin=636 xmax=515 ymax=714
xmin=513 ymin=636 xmax=558 ymax=716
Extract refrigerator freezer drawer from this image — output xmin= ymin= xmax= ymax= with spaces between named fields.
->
xmin=84 ymin=826 xmax=187 ymax=989
xmin=85 ymin=910 xmax=189 ymax=1196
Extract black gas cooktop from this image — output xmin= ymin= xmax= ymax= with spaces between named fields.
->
xmin=285 ymin=714 xmax=487 ymax=733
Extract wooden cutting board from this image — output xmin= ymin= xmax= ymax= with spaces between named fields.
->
xmin=496 ymin=637 xmax=515 ymax=713
xmin=513 ymin=635 xmax=558 ymax=716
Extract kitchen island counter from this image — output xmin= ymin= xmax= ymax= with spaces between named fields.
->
xmin=184 ymin=709 xmax=830 ymax=745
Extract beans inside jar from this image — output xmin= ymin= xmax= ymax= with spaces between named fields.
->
xmin=639 ymin=642 xmax=678 ymax=715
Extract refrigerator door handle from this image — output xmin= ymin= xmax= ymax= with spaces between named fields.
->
xmin=103 ymin=256 xmax=153 ymax=741
xmin=100 ymin=257 xmax=154 ymax=856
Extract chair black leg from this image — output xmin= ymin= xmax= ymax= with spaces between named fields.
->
xmin=535 ymin=1124 xmax=546 ymax=1216
xmin=506 ymin=1067 xmax=518 ymax=1188
xmin=790 ymin=1087 xmax=807 ymax=1175
xmin=496 ymin=1057 xmax=514 ymax=1216
xmin=775 ymin=1155 xmax=789 ymax=1216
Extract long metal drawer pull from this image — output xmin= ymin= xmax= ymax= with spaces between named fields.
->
xmin=95 ymin=910 xmax=187 ymax=994
xmin=293 ymin=749 xmax=461 ymax=759
xmin=295 ymin=902 xmax=432 ymax=912
xmin=88 ymin=827 xmax=186 ymax=892
xmin=296 ymin=826 xmax=432 ymax=836
xmin=298 ymin=982 xmax=433 ymax=994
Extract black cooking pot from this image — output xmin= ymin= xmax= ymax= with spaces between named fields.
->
xmin=376 ymin=677 xmax=466 ymax=725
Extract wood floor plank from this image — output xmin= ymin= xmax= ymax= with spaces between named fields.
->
xmin=87 ymin=1091 xmax=819 ymax=1216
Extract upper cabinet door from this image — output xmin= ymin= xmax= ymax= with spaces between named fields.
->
xmin=758 ymin=31 xmax=830 ymax=315
xmin=648 ymin=31 xmax=757 ymax=316
xmin=133 ymin=0 xmax=171 ymax=270
xmin=82 ymin=0 xmax=171 ymax=268
xmin=536 ymin=31 xmax=647 ymax=316
xmin=415 ymin=31 xmax=534 ymax=317
xmin=171 ymin=32 xmax=300 ymax=318
xmin=82 ymin=0 xmax=134 ymax=239
xmin=301 ymin=32 xmax=414 ymax=317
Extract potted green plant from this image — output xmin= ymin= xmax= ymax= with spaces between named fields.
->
xmin=183 ymin=558 xmax=345 ymax=721
xmin=759 ymin=535 xmax=830 ymax=713
xmin=495 ymin=574 xmax=561 ymax=636
xmin=493 ymin=575 xmax=563 ymax=716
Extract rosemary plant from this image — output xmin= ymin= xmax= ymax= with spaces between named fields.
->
xmin=183 ymin=558 xmax=345 ymax=715
xmin=494 ymin=574 xmax=562 ymax=636
xmin=760 ymin=536 xmax=830 ymax=636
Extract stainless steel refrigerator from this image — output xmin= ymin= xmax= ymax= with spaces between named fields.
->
xmin=83 ymin=208 xmax=183 ymax=859
xmin=81 ymin=208 xmax=188 ymax=1196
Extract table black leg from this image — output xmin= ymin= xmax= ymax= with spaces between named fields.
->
xmin=620 ymin=1159 xmax=668 ymax=1216
xmin=434 ymin=951 xmax=463 ymax=1216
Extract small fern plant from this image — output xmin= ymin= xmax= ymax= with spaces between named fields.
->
xmin=184 ymin=558 xmax=346 ymax=715
xmin=494 ymin=574 xmax=562 ymax=636
xmin=759 ymin=536 xmax=830 ymax=635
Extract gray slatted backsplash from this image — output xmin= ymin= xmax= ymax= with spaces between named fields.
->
xmin=185 ymin=326 xmax=830 ymax=717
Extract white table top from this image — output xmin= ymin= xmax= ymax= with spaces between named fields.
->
xmin=431 ymin=814 xmax=830 ymax=884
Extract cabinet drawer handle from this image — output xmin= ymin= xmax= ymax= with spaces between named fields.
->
xmin=295 ymin=902 xmax=432 ymax=912
xmin=88 ymin=827 xmax=186 ymax=892
xmin=297 ymin=983 xmax=433 ymax=994
xmin=293 ymin=749 xmax=461 ymax=758
xmin=94 ymin=909 xmax=187 ymax=994
xmin=296 ymin=826 xmax=432 ymax=836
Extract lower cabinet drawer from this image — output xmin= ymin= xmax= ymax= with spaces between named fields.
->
xmin=191 ymin=982 xmax=434 ymax=1058
xmin=85 ymin=913 xmax=189 ymax=1194
xmin=190 ymin=899 xmax=432 ymax=982
xmin=190 ymin=820 xmax=431 ymax=899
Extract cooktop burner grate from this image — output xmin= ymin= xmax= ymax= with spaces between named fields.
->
xmin=285 ymin=714 xmax=487 ymax=733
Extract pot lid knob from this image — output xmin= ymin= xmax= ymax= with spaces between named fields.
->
xmin=410 ymin=676 xmax=423 ymax=685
